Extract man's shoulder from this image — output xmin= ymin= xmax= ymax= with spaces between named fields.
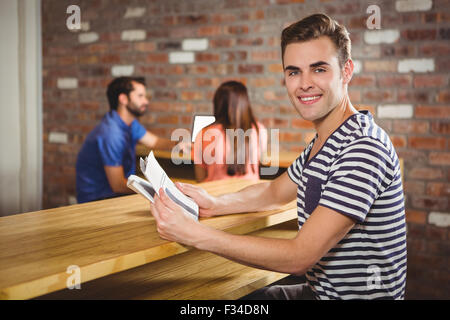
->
xmin=80 ymin=120 xmax=127 ymax=155
xmin=95 ymin=113 xmax=126 ymax=137
xmin=343 ymin=112 xmax=393 ymax=151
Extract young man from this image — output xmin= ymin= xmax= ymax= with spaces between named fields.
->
xmin=150 ymin=14 xmax=407 ymax=299
xmin=76 ymin=76 xmax=185 ymax=203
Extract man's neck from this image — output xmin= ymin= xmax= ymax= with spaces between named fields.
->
xmin=313 ymin=94 xmax=357 ymax=146
xmin=116 ymin=105 xmax=135 ymax=126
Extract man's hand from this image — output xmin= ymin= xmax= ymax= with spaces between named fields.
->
xmin=175 ymin=182 xmax=218 ymax=218
xmin=150 ymin=188 xmax=203 ymax=246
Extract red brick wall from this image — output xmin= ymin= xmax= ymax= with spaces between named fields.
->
xmin=42 ymin=0 xmax=449 ymax=298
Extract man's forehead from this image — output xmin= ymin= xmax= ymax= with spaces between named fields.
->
xmin=283 ymin=36 xmax=339 ymax=66
xmin=131 ymin=81 xmax=146 ymax=92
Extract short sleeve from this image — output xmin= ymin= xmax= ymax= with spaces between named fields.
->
xmin=97 ymin=135 xmax=125 ymax=167
xmin=130 ymin=120 xmax=147 ymax=143
xmin=287 ymin=138 xmax=315 ymax=185
xmin=287 ymin=157 xmax=302 ymax=185
xmin=318 ymin=138 xmax=392 ymax=223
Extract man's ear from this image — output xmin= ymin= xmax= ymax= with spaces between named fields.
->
xmin=118 ymin=93 xmax=129 ymax=107
xmin=341 ymin=59 xmax=354 ymax=85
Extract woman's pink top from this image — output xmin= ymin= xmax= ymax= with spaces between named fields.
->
xmin=192 ymin=122 xmax=268 ymax=182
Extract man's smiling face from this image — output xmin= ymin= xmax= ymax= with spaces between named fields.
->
xmin=283 ymin=36 xmax=349 ymax=123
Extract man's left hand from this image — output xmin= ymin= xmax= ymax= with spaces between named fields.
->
xmin=150 ymin=188 xmax=201 ymax=246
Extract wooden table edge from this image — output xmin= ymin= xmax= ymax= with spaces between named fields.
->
xmin=1 ymin=208 xmax=297 ymax=300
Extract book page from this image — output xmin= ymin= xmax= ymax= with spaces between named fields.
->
xmin=140 ymin=151 xmax=199 ymax=220
xmin=127 ymin=175 xmax=156 ymax=202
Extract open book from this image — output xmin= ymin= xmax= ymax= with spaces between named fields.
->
xmin=127 ymin=151 xmax=199 ymax=220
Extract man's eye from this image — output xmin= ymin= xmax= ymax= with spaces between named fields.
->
xmin=314 ymin=68 xmax=326 ymax=73
xmin=288 ymin=71 xmax=299 ymax=76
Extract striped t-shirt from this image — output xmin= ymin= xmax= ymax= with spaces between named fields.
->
xmin=288 ymin=111 xmax=407 ymax=300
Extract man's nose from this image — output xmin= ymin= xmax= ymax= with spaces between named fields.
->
xmin=299 ymin=73 xmax=313 ymax=91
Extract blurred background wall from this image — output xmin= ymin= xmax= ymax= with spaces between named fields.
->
xmin=0 ymin=0 xmax=42 ymax=217
xmin=2 ymin=0 xmax=448 ymax=299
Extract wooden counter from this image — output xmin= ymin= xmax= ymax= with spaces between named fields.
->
xmin=0 ymin=179 xmax=296 ymax=300
xmin=37 ymin=220 xmax=299 ymax=300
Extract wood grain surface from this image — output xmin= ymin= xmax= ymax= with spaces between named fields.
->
xmin=37 ymin=220 xmax=299 ymax=300
xmin=0 ymin=178 xmax=296 ymax=300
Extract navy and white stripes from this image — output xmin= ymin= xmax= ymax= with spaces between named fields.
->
xmin=288 ymin=111 xmax=406 ymax=300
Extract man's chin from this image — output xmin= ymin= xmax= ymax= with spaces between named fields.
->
xmin=294 ymin=108 xmax=317 ymax=122
xmin=127 ymin=106 xmax=146 ymax=118
xmin=136 ymin=110 xmax=146 ymax=118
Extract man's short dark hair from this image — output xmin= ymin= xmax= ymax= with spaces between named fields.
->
xmin=106 ymin=76 xmax=146 ymax=111
xmin=281 ymin=13 xmax=351 ymax=69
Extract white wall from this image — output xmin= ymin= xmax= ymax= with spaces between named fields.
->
xmin=0 ymin=0 xmax=42 ymax=216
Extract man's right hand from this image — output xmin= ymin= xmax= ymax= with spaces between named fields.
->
xmin=175 ymin=182 xmax=218 ymax=218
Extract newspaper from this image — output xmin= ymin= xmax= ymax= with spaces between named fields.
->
xmin=127 ymin=151 xmax=199 ymax=220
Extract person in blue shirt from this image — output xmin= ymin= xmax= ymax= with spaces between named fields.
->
xmin=76 ymin=76 xmax=184 ymax=203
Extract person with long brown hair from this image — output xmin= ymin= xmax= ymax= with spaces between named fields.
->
xmin=192 ymin=80 xmax=267 ymax=182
